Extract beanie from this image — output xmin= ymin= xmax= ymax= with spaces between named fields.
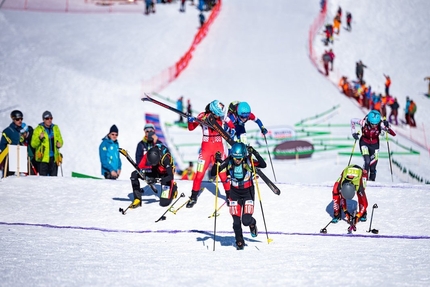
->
xmin=109 ymin=124 xmax=119 ymax=134
xmin=144 ymin=123 xmax=155 ymax=131
xmin=42 ymin=110 xmax=53 ymax=119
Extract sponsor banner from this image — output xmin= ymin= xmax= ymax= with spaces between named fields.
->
xmin=274 ymin=140 xmax=314 ymax=160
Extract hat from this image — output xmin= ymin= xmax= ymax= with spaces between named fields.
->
xmin=144 ymin=123 xmax=155 ymax=131
xmin=42 ymin=110 xmax=52 ymax=119
xmin=109 ymin=124 xmax=118 ymax=134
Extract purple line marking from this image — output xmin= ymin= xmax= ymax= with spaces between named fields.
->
xmin=1 ymin=222 xmax=429 ymax=240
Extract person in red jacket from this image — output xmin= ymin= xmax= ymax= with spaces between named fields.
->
xmin=350 ymin=110 xmax=396 ymax=181
xmin=186 ymin=100 xmax=235 ymax=208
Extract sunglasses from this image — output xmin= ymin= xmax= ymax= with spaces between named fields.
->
xmin=110 ymin=133 xmax=118 ymax=136
xmin=233 ymin=157 xmax=244 ymax=162
xmin=14 ymin=118 xmax=23 ymax=122
xmin=44 ymin=117 xmax=53 ymax=120
xmin=145 ymin=129 xmax=155 ymax=133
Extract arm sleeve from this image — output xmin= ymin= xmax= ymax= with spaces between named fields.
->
xmin=161 ymin=156 xmax=174 ymax=182
xmin=350 ymin=118 xmax=363 ymax=134
xmin=210 ymin=158 xmax=229 ymax=176
xmin=99 ymin=142 xmax=114 ymax=172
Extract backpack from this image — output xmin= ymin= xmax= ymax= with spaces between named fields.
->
xmin=228 ymin=101 xmax=239 ymax=115
xmin=408 ymin=102 xmax=417 ymax=114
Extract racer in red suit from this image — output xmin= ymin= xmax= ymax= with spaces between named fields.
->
xmin=186 ymin=100 xmax=235 ymax=208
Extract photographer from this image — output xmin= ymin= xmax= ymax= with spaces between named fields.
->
xmin=129 ymin=123 xmax=163 ymax=208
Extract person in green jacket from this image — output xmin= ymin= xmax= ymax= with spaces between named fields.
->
xmin=31 ymin=111 xmax=63 ymax=176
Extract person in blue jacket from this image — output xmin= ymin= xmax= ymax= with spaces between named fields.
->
xmin=99 ymin=124 xmax=121 ymax=179
xmin=225 ymin=101 xmax=268 ymax=142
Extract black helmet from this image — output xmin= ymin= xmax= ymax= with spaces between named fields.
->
xmin=10 ymin=110 xmax=23 ymax=120
xmin=147 ymin=147 xmax=161 ymax=166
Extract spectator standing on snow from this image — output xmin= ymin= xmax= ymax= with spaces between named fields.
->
xmin=0 ymin=110 xmax=26 ymax=177
xmin=388 ymin=97 xmax=399 ymax=125
xmin=176 ymin=96 xmax=184 ymax=123
xmin=425 ymin=77 xmax=430 ymax=96
xmin=211 ymin=143 xmax=266 ymax=250
xmin=384 ymin=74 xmax=391 ymax=96
xmin=199 ymin=12 xmax=205 ymax=28
xmin=31 ymin=111 xmax=64 ymax=177
xmin=187 ymin=99 xmax=192 ymax=115
xmin=98 ymin=124 xmax=121 ymax=179
xmin=333 ymin=14 xmax=341 ymax=35
xmin=355 ymin=61 xmax=367 ymax=82
xmin=346 ymin=12 xmax=352 ymax=31
xmin=180 ymin=0 xmax=186 ymax=12
xmin=407 ymin=99 xmax=417 ymax=127
xmin=322 ymin=51 xmax=331 ymax=76
xmin=351 ymin=110 xmax=396 ymax=181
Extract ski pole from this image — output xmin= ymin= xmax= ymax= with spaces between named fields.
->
xmin=251 ymin=159 xmax=273 ymax=244
xmin=263 ymin=134 xmax=277 ymax=182
xmin=319 ymin=219 xmax=332 ymax=233
xmin=213 ymin=163 xmax=219 ymax=251
xmin=155 ymin=193 xmax=186 ymax=222
xmin=171 ymin=197 xmax=191 ymax=214
xmin=385 ymin=132 xmax=394 ymax=182
xmin=366 ymin=203 xmax=379 ymax=234
xmin=348 ymin=139 xmax=357 ymax=166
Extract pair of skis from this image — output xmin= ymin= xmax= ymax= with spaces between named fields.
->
xmin=141 ymin=93 xmax=281 ymax=195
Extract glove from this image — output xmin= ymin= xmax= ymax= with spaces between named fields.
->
xmin=383 ymin=120 xmax=389 ymax=128
xmin=352 ymin=133 xmax=359 ymax=140
xmin=225 ymin=191 xmax=231 ymax=207
xmin=228 ymin=128 xmax=236 ymax=138
xmin=187 ymin=115 xmax=196 ymax=123
xmin=247 ymin=145 xmax=257 ymax=155
xmin=215 ymin=151 xmax=222 ymax=163
xmin=260 ymin=126 xmax=268 ymax=135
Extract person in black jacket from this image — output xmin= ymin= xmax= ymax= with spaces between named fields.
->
xmin=210 ymin=142 xmax=266 ymax=250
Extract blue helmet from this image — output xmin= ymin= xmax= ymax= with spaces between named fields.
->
xmin=230 ymin=142 xmax=247 ymax=159
xmin=367 ymin=110 xmax=381 ymax=125
xmin=209 ymin=100 xmax=225 ymax=117
xmin=237 ymin=102 xmax=251 ymax=118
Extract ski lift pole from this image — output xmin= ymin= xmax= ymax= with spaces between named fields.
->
xmin=263 ymin=134 xmax=277 ymax=182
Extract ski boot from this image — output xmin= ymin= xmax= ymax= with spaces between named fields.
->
xmin=360 ymin=211 xmax=367 ymax=222
xmin=130 ymin=198 xmax=141 ymax=209
xmin=236 ymin=241 xmax=245 ymax=250
xmin=186 ymin=190 xmax=199 ymax=208
xmin=250 ymin=224 xmax=258 ymax=238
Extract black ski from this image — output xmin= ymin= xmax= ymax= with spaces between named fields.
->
xmin=155 ymin=193 xmax=186 ymax=222
xmin=119 ymin=148 xmax=158 ymax=193
xmin=256 ymin=168 xmax=281 ymax=195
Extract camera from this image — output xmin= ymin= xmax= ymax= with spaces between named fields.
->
xmin=147 ymin=131 xmax=155 ymax=142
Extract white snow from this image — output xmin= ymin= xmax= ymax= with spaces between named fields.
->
xmin=1 ymin=0 xmax=430 ymax=286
